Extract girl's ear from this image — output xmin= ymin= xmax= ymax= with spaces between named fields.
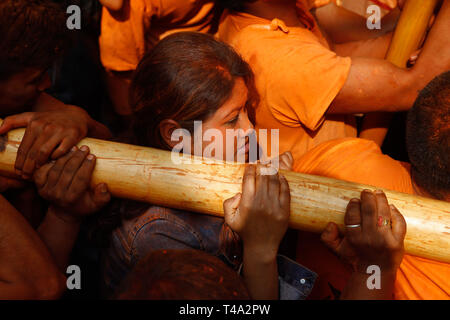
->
xmin=159 ymin=119 xmax=183 ymax=149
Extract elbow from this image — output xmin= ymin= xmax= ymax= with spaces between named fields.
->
xmin=392 ymin=68 xmax=420 ymax=111
xmin=31 ymin=273 xmax=66 ymax=300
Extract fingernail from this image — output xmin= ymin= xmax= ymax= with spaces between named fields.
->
xmin=100 ymin=184 xmax=108 ymax=193
xmin=80 ymin=146 xmax=88 ymax=152
xmin=15 ymin=169 xmax=21 ymax=176
xmin=87 ymin=154 xmax=95 ymax=161
xmin=350 ymin=198 xmax=359 ymax=203
xmin=390 ymin=204 xmax=396 ymax=210
xmin=375 ymin=189 xmax=384 ymax=194
xmin=71 ymin=146 xmax=77 ymax=152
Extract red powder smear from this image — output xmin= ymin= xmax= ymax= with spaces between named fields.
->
xmin=233 ymin=291 xmax=238 ymax=296
xmin=219 ymin=276 xmax=223 ymax=284
xmin=162 ymin=250 xmax=167 ymax=254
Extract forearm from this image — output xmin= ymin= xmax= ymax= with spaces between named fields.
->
xmin=410 ymin=0 xmax=450 ymax=83
xmin=242 ymin=245 xmax=279 ymax=300
xmin=38 ymin=206 xmax=81 ymax=271
xmin=0 ymin=195 xmax=64 ymax=299
xmin=329 ymin=57 xmax=415 ymax=114
xmin=334 ymin=32 xmax=393 ymax=59
xmin=341 ymin=269 xmax=397 ymax=300
xmin=33 ymin=93 xmax=111 ymax=139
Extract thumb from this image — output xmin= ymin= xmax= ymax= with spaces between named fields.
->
xmin=88 ymin=120 xmax=112 ymax=140
xmin=0 ymin=113 xmax=34 ymax=134
xmin=90 ymin=183 xmax=111 ymax=212
xmin=321 ymin=222 xmax=343 ymax=254
xmin=223 ymin=193 xmax=241 ymax=222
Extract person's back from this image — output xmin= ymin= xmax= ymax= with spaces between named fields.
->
xmin=217 ymin=0 xmax=450 ymax=159
xmin=295 ymin=71 xmax=450 ymax=299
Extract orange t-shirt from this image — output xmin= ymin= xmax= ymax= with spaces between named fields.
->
xmin=295 ymin=137 xmax=450 ymax=300
xmin=99 ymin=0 xmax=215 ymax=71
xmin=218 ymin=6 xmax=356 ymax=159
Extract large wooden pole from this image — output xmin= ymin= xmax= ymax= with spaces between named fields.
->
xmin=0 ymin=127 xmax=449 ymax=263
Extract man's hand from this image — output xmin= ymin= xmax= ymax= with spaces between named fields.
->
xmin=321 ymin=190 xmax=406 ymax=273
xmin=33 ymin=145 xmax=110 ymax=223
xmin=0 ymin=107 xmax=110 ymax=180
xmin=223 ymin=164 xmax=290 ymax=261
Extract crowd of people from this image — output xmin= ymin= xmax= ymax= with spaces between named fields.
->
xmin=0 ymin=0 xmax=448 ymax=300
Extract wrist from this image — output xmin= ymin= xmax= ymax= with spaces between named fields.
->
xmin=243 ymin=243 xmax=278 ymax=264
xmin=48 ymin=206 xmax=83 ymax=225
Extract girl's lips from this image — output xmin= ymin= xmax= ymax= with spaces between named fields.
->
xmin=237 ymin=141 xmax=250 ymax=154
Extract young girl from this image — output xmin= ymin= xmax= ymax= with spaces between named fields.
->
xmin=99 ymin=32 xmax=406 ymax=300
xmin=101 ymin=32 xmax=316 ymax=300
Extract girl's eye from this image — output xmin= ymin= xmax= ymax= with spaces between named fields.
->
xmin=227 ymin=115 xmax=239 ymax=125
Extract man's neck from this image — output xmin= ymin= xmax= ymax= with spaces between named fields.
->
xmin=411 ymin=176 xmax=449 ymax=202
xmin=243 ymin=0 xmax=304 ymax=27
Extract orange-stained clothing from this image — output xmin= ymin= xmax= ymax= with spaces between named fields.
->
xmin=100 ymin=0 xmax=215 ymax=71
xmin=295 ymin=137 xmax=450 ymax=300
xmin=218 ymin=5 xmax=356 ymax=159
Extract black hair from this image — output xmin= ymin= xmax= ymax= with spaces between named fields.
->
xmin=0 ymin=0 xmax=69 ymax=81
xmin=406 ymin=71 xmax=450 ymax=200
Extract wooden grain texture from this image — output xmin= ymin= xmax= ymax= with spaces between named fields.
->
xmin=0 ymin=127 xmax=449 ymax=263
xmin=386 ymin=0 xmax=439 ymax=67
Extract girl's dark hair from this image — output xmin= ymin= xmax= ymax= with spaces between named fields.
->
xmin=91 ymin=32 xmax=259 ymax=245
xmin=130 ymin=31 xmax=258 ymax=150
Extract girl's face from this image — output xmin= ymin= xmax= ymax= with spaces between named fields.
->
xmin=198 ymin=77 xmax=254 ymax=162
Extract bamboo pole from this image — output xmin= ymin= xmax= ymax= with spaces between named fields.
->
xmin=0 ymin=127 xmax=449 ymax=263
xmin=361 ymin=0 xmax=440 ymax=145
xmin=386 ymin=0 xmax=439 ymax=67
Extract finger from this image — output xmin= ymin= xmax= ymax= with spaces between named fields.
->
xmin=374 ymin=190 xmax=392 ymax=230
xmin=321 ymin=222 xmax=343 ymax=254
xmin=51 ymin=135 xmax=81 ymax=160
xmin=389 ymin=204 xmax=407 ymax=243
xmin=15 ymin=121 xmax=44 ymax=176
xmin=280 ymin=151 xmax=294 ymax=170
xmin=344 ymin=198 xmax=362 ymax=240
xmin=268 ymin=171 xmax=280 ymax=201
xmin=45 ymin=148 xmax=77 ymax=188
xmin=56 ymin=146 xmax=90 ymax=191
xmin=66 ymin=153 xmax=96 ymax=198
xmin=241 ymin=164 xmax=256 ymax=202
xmin=92 ymin=183 xmax=111 ymax=210
xmin=360 ymin=190 xmax=377 ymax=233
xmin=33 ymin=162 xmax=53 ymax=189
xmin=87 ymin=183 xmax=111 ymax=212
xmin=279 ymin=174 xmax=290 ymax=211
xmin=0 ymin=113 xmax=34 ymax=134
xmin=223 ymin=193 xmax=242 ymax=225
xmin=255 ymin=164 xmax=269 ymax=197
xmin=88 ymin=121 xmax=112 ymax=140
xmin=32 ymin=129 xmax=65 ymax=167
xmin=21 ymin=125 xmax=62 ymax=176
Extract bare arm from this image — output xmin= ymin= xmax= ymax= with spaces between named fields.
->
xmin=224 ymin=165 xmax=291 ymax=300
xmin=99 ymin=0 xmax=123 ymax=11
xmin=0 ymin=195 xmax=65 ymax=299
xmin=334 ymin=33 xmax=393 ymax=59
xmin=34 ymin=146 xmax=110 ymax=271
xmin=329 ymin=0 xmax=450 ymax=114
